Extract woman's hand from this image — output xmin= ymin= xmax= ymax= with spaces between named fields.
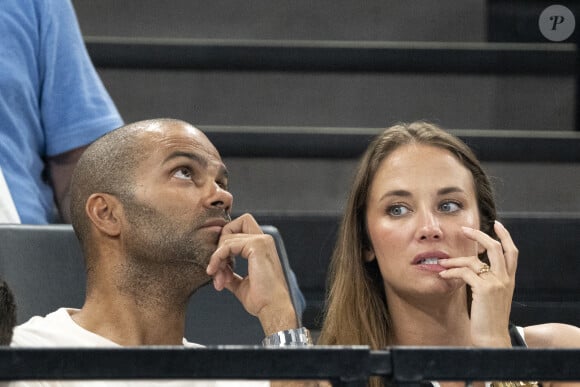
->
xmin=439 ymin=221 xmax=517 ymax=347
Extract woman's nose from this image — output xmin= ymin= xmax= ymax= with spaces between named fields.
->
xmin=417 ymin=212 xmax=443 ymax=241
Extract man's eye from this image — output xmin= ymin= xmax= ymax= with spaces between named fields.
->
xmin=174 ymin=167 xmax=192 ymax=180
xmin=440 ymin=201 xmax=461 ymax=213
xmin=387 ymin=205 xmax=409 ymax=217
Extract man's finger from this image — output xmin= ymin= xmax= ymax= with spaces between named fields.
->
xmin=221 ymin=213 xmax=263 ymax=235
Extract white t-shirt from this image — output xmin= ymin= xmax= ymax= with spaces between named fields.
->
xmin=8 ymin=308 xmax=268 ymax=387
xmin=0 ymin=166 xmax=20 ymax=223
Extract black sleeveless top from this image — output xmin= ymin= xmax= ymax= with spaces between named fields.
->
xmin=384 ymin=324 xmax=530 ymax=387
xmin=509 ymin=323 xmax=527 ymax=347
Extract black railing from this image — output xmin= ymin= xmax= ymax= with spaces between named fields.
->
xmin=1 ymin=347 xmax=580 ymax=386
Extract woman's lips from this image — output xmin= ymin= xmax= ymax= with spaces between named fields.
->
xmin=415 ymin=258 xmax=448 ymax=272
xmin=413 ymin=252 xmax=449 ymax=272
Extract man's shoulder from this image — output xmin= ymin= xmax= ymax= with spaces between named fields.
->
xmin=11 ymin=308 xmax=99 ymax=347
xmin=183 ymin=339 xmax=204 ymax=348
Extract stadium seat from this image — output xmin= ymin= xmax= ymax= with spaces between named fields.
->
xmin=0 ymin=223 xmax=302 ymax=345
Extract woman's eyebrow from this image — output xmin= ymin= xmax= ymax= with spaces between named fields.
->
xmin=378 ymin=187 xmax=465 ymax=202
xmin=437 ymin=186 xmax=464 ymax=196
xmin=379 ymin=189 xmax=411 ymax=202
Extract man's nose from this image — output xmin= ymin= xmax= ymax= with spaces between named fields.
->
xmin=206 ymin=182 xmax=233 ymax=212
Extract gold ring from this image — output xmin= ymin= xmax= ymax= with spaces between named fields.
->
xmin=478 ymin=263 xmax=490 ymax=275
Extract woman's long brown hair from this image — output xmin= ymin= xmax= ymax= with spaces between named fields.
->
xmin=318 ymin=122 xmax=497 ymax=387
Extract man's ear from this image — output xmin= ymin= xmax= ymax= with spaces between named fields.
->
xmin=85 ymin=193 xmax=122 ymax=237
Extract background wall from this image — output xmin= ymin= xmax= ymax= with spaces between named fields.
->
xmin=71 ymin=0 xmax=579 ymax=216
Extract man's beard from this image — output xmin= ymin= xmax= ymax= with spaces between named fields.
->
xmin=121 ymin=198 xmax=231 ymax=289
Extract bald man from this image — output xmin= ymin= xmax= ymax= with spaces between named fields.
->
xmin=10 ymin=119 xmax=311 ymax=386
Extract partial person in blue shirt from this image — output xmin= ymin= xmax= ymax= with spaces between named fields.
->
xmin=0 ymin=0 xmax=123 ymax=224
xmin=0 ymin=0 xmax=306 ymax=320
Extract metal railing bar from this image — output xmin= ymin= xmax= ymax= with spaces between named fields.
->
xmin=2 ymin=347 xmax=580 ymax=382
xmin=0 ymin=346 xmax=370 ymax=382
xmin=387 ymin=347 xmax=580 ymax=382
xmin=85 ymin=36 xmax=577 ymax=75
xmin=197 ymin=126 xmax=580 ymax=162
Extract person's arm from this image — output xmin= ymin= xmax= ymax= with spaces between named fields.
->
xmin=206 ymin=213 xmax=299 ymax=336
xmin=523 ymin=323 xmax=580 ymax=387
xmin=47 ymin=146 xmax=87 ymax=223
xmin=524 ymin=323 xmax=580 ymax=348
xmin=207 ymin=214 xmax=315 ymax=387
xmin=42 ymin=0 xmax=122 ymax=224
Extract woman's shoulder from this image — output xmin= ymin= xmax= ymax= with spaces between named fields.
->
xmin=523 ymin=323 xmax=580 ymax=348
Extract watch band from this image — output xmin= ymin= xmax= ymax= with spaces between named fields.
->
xmin=262 ymin=327 xmax=313 ymax=347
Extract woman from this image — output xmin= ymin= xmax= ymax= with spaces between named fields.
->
xmin=318 ymin=121 xmax=580 ymax=387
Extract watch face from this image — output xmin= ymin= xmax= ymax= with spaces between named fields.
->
xmin=262 ymin=328 xmax=312 ymax=346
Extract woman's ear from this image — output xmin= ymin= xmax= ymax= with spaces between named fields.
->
xmin=363 ymin=230 xmax=375 ymax=262
xmin=364 ymin=248 xmax=376 ymax=262
xmin=85 ymin=193 xmax=122 ymax=237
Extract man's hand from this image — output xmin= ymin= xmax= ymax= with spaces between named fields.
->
xmin=206 ymin=213 xmax=297 ymax=335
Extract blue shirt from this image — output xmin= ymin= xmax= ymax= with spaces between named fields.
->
xmin=0 ymin=0 xmax=123 ymax=223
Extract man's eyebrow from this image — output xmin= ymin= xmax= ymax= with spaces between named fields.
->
xmin=163 ymin=151 xmax=207 ymax=167
xmin=164 ymin=150 xmax=229 ymax=179
xmin=216 ymin=164 xmax=229 ymax=182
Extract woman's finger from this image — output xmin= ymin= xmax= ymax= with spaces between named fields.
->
xmin=438 ymin=256 xmax=490 ymax=275
xmin=461 ymin=226 xmax=507 ymax=278
xmin=493 ymin=221 xmax=518 ymax=277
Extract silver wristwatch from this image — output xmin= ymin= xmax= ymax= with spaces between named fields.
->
xmin=261 ymin=327 xmax=313 ymax=347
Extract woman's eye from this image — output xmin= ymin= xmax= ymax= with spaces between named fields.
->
xmin=440 ymin=201 xmax=461 ymax=213
xmin=174 ymin=167 xmax=192 ymax=180
xmin=387 ymin=205 xmax=409 ymax=217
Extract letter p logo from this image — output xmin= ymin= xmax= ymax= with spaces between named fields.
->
xmin=539 ymin=5 xmax=576 ymax=41
xmin=550 ymin=15 xmax=566 ymax=30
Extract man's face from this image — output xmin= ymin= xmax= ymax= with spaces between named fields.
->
xmin=120 ymin=121 xmax=233 ymax=279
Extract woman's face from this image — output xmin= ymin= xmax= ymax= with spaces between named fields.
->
xmin=365 ymin=143 xmax=481 ymax=298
